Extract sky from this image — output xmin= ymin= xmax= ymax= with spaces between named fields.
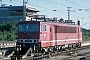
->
xmin=0 ymin=0 xmax=90 ymax=29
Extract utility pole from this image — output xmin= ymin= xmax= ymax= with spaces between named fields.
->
xmin=67 ymin=7 xmax=72 ymax=20
xmin=23 ymin=0 xmax=27 ymax=21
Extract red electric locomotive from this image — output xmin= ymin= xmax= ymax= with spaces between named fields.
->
xmin=17 ymin=15 xmax=82 ymax=54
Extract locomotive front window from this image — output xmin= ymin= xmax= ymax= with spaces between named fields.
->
xmin=19 ymin=24 xmax=39 ymax=32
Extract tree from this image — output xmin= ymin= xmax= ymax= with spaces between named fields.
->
xmin=0 ymin=21 xmax=18 ymax=41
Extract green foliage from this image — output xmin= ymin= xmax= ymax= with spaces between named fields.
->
xmin=82 ymin=28 xmax=90 ymax=40
xmin=0 ymin=21 xmax=18 ymax=41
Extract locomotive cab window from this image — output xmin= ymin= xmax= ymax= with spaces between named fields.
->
xmin=18 ymin=24 xmax=39 ymax=32
xmin=42 ymin=24 xmax=47 ymax=31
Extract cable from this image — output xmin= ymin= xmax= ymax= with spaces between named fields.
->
xmin=30 ymin=0 xmax=89 ymax=19
xmin=42 ymin=0 xmax=90 ymax=15
xmin=65 ymin=0 xmax=87 ymax=8
xmin=29 ymin=2 xmax=68 ymax=19
xmin=2 ymin=0 xmax=89 ymax=19
xmin=42 ymin=0 xmax=81 ymax=10
xmin=37 ymin=0 xmax=68 ymax=13
xmin=29 ymin=3 xmax=54 ymax=11
xmin=41 ymin=0 xmax=65 ymax=11
xmin=42 ymin=0 xmax=67 ymax=7
xmin=64 ymin=0 xmax=90 ymax=11
xmin=41 ymin=0 xmax=83 ymax=13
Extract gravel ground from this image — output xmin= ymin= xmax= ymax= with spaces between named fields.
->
xmin=81 ymin=41 xmax=90 ymax=46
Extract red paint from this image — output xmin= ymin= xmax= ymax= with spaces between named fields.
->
xmin=18 ymin=21 xmax=82 ymax=48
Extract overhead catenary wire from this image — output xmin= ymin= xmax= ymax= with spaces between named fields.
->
xmin=41 ymin=0 xmax=67 ymax=13
xmin=65 ymin=0 xmax=90 ymax=12
xmin=41 ymin=0 xmax=90 ymax=18
xmin=0 ymin=0 xmax=90 ymax=19
xmin=42 ymin=0 xmax=67 ymax=7
xmin=41 ymin=0 xmax=66 ymax=12
xmin=40 ymin=0 xmax=89 ymax=15
xmin=42 ymin=0 xmax=80 ymax=10
xmin=42 ymin=0 xmax=89 ymax=13
xmin=11 ymin=0 xmax=20 ymax=5
xmin=30 ymin=3 xmax=68 ymax=16
xmin=10 ymin=0 xmax=53 ymax=11
xmin=65 ymin=0 xmax=87 ymax=8
xmin=33 ymin=0 xmax=71 ymax=16
xmin=29 ymin=3 xmax=54 ymax=11
xmin=64 ymin=0 xmax=90 ymax=19
xmin=10 ymin=0 xmax=24 ymax=6
xmin=0 ymin=0 xmax=20 ymax=6
xmin=12 ymin=0 xmax=90 ymax=19
xmin=0 ymin=0 xmax=89 ymax=13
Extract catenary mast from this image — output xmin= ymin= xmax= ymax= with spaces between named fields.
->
xmin=23 ymin=0 xmax=27 ymax=21
xmin=67 ymin=7 xmax=72 ymax=20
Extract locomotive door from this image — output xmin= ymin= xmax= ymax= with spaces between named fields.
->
xmin=50 ymin=25 xmax=53 ymax=46
xmin=78 ymin=27 xmax=80 ymax=42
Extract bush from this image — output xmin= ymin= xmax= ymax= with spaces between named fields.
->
xmin=0 ymin=21 xmax=17 ymax=41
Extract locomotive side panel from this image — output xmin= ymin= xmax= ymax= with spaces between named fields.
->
xmin=78 ymin=27 xmax=82 ymax=43
xmin=54 ymin=25 xmax=81 ymax=46
xmin=65 ymin=27 xmax=79 ymax=44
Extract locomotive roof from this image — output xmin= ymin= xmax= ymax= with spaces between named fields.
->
xmin=18 ymin=21 xmax=81 ymax=28
xmin=19 ymin=15 xmax=81 ymax=27
xmin=18 ymin=21 xmax=40 ymax=24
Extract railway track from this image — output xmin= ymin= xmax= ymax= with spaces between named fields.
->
xmin=21 ymin=45 xmax=90 ymax=60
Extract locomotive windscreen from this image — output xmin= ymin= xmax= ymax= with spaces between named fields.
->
xmin=18 ymin=24 xmax=39 ymax=32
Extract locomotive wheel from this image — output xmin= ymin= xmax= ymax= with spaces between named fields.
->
xmin=72 ymin=44 xmax=75 ymax=49
xmin=76 ymin=43 xmax=81 ymax=48
xmin=48 ymin=47 xmax=54 ymax=52
xmin=41 ymin=48 xmax=45 ymax=53
xmin=53 ymin=46 xmax=57 ymax=52
xmin=41 ymin=48 xmax=49 ymax=54
xmin=68 ymin=45 xmax=72 ymax=50
xmin=78 ymin=43 xmax=81 ymax=47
